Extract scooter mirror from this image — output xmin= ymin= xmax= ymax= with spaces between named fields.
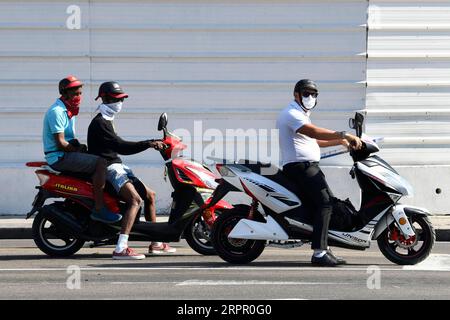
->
xmin=158 ymin=113 xmax=168 ymax=131
xmin=354 ymin=112 xmax=364 ymax=138
xmin=349 ymin=118 xmax=355 ymax=129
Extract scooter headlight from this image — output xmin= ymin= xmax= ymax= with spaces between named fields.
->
xmin=387 ymin=192 xmax=402 ymax=203
xmin=218 ymin=166 xmax=236 ymax=177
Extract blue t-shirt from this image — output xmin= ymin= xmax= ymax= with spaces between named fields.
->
xmin=42 ymin=99 xmax=76 ymax=165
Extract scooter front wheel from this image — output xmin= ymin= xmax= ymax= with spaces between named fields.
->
xmin=377 ymin=214 xmax=435 ymax=265
xmin=32 ymin=210 xmax=85 ymax=257
xmin=184 ymin=213 xmax=217 ymax=256
xmin=211 ymin=207 xmax=266 ymax=264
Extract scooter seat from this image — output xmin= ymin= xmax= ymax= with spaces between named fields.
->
xmin=239 ymin=161 xmax=303 ymax=199
xmin=265 ymin=171 xmax=302 ymax=197
xmin=42 ymin=165 xmax=61 ymax=175
xmin=61 ymin=171 xmax=119 ymax=197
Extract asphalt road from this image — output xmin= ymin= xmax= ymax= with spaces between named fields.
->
xmin=0 ymin=240 xmax=449 ymax=300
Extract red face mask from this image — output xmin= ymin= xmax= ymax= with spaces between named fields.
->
xmin=61 ymin=95 xmax=81 ymax=119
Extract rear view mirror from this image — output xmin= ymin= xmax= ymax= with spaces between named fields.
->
xmin=158 ymin=113 xmax=168 ymax=131
xmin=354 ymin=112 xmax=364 ymax=138
xmin=349 ymin=112 xmax=365 ymax=137
xmin=349 ymin=118 xmax=355 ymax=129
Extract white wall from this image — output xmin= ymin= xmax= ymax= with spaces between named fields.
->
xmin=366 ymin=0 xmax=450 ymax=213
xmin=0 ymin=0 xmax=368 ymax=215
xmin=3 ymin=0 xmax=448 ymax=215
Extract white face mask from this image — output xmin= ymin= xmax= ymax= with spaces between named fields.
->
xmin=106 ymin=101 xmax=123 ymax=113
xmin=301 ymin=96 xmax=316 ymax=110
xmin=97 ymin=102 xmax=123 ymax=120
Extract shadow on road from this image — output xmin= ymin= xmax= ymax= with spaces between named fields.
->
xmin=93 ymin=260 xmax=395 ymax=269
xmin=0 ymin=254 xmax=395 ymax=268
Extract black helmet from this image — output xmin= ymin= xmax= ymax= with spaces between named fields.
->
xmin=95 ymin=81 xmax=129 ymax=101
xmin=59 ymin=75 xmax=83 ymax=94
xmin=294 ymin=79 xmax=318 ymax=94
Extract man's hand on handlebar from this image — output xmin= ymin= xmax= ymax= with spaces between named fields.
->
xmin=148 ymin=140 xmax=167 ymax=151
xmin=340 ymin=139 xmax=351 ymax=151
xmin=344 ymin=133 xmax=363 ymax=150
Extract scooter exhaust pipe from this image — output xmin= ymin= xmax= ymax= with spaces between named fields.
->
xmin=41 ymin=204 xmax=85 ymax=238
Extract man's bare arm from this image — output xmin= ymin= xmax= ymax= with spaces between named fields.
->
xmin=317 ymin=139 xmax=347 ymax=148
xmin=298 ymin=124 xmax=362 ymax=149
xmin=53 ymin=133 xmax=79 ymax=152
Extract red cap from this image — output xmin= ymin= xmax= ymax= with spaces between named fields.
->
xmin=59 ymin=75 xmax=83 ymax=94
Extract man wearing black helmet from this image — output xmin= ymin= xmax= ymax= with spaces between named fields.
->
xmin=88 ymin=81 xmax=175 ymax=260
xmin=42 ymin=76 xmax=121 ymax=225
xmin=277 ymin=79 xmax=362 ymax=267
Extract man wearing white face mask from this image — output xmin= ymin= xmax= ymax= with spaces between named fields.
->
xmin=277 ymin=79 xmax=363 ymax=267
xmin=88 ymin=81 xmax=174 ymax=259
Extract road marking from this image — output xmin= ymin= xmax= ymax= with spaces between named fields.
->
xmin=273 ymin=298 xmax=309 ymax=300
xmin=176 ymin=280 xmax=355 ymax=286
xmin=0 ymin=254 xmax=449 ymax=273
xmin=403 ymin=254 xmax=450 ymax=271
xmin=112 ymin=281 xmax=179 ymax=285
xmin=0 ymin=266 xmax=447 ymax=272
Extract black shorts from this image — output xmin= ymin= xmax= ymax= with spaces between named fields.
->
xmin=50 ymin=152 xmax=99 ymax=175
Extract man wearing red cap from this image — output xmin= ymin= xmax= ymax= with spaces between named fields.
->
xmin=88 ymin=81 xmax=175 ymax=259
xmin=42 ymin=76 xmax=121 ymax=224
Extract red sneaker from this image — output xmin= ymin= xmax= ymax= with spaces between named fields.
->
xmin=112 ymin=247 xmax=145 ymax=260
xmin=148 ymin=243 xmax=177 ymax=255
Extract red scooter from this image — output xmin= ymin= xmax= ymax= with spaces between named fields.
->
xmin=26 ymin=113 xmax=232 ymax=257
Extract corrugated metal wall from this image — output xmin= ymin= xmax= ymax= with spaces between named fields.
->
xmin=4 ymin=0 xmax=448 ymax=214
xmin=367 ymin=0 xmax=450 ymax=165
xmin=0 ymin=0 xmax=367 ymax=214
xmin=366 ymin=0 xmax=450 ymax=213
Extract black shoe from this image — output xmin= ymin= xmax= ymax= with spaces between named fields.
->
xmin=327 ymin=249 xmax=347 ymax=265
xmin=311 ymin=252 xmax=339 ymax=267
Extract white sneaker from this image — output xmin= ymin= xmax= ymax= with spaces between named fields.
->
xmin=148 ymin=243 xmax=177 ymax=254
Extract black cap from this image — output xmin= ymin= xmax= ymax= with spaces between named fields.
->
xmin=294 ymin=79 xmax=318 ymax=94
xmin=95 ymin=81 xmax=129 ymax=101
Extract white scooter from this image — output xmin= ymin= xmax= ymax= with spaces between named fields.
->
xmin=207 ymin=112 xmax=435 ymax=265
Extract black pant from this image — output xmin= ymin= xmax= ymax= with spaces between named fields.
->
xmin=283 ymin=162 xmax=334 ymax=250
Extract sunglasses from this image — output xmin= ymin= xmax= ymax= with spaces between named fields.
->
xmin=109 ymin=97 xmax=125 ymax=103
xmin=301 ymin=91 xmax=318 ymax=98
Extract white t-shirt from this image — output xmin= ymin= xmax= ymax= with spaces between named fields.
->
xmin=276 ymin=101 xmax=321 ymax=166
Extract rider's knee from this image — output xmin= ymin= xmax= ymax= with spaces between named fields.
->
xmin=147 ymin=189 xmax=156 ymax=202
xmin=129 ymin=194 xmax=143 ymax=207
xmin=319 ymin=189 xmax=333 ymax=205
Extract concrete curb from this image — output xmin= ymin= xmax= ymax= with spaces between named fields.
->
xmin=0 ymin=216 xmax=170 ymax=240
xmin=0 ymin=228 xmax=32 ymax=240
xmin=436 ymin=230 xmax=450 ymax=242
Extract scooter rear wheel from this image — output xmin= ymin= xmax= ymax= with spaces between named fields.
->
xmin=377 ymin=214 xmax=435 ymax=265
xmin=211 ymin=206 xmax=266 ymax=264
xmin=32 ymin=211 xmax=85 ymax=257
